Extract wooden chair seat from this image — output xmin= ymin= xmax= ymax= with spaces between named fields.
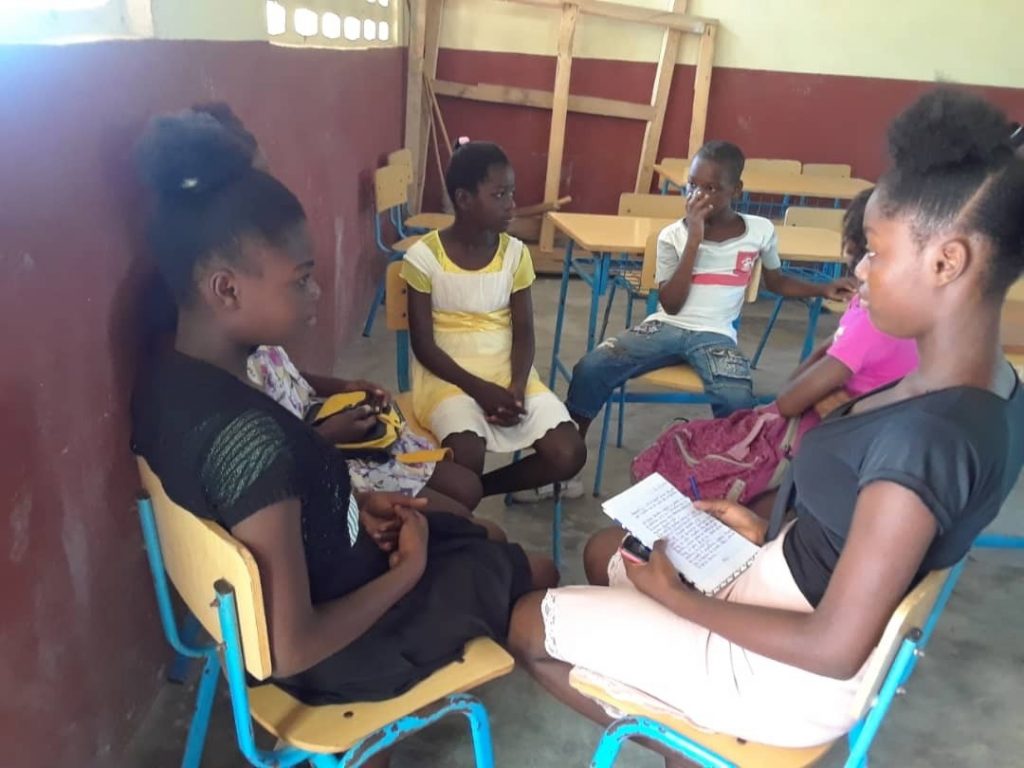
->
xmin=394 ymin=392 xmax=437 ymax=445
xmin=393 ymin=234 xmax=424 ymax=253
xmin=636 ymin=364 xmax=704 ymax=392
xmin=405 ymin=212 xmax=454 ymax=231
xmin=619 ymin=269 xmax=649 ymax=297
xmin=250 ymin=638 xmax=514 ymax=753
xmin=569 ymin=669 xmax=834 ymax=767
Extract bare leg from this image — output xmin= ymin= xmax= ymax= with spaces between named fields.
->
xmin=526 ymin=552 xmax=560 ymax=590
xmin=508 ymin=592 xmax=694 ymax=768
xmin=442 ymin=431 xmax=487 ymax=476
xmin=424 ymin=459 xmax=484 ymax=512
xmin=481 ymin=422 xmax=587 ymax=497
xmin=583 ymin=526 xmax=626 ymax=586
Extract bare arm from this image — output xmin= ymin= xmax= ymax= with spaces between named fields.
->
xmin=508 ymin=287 xmax=535 ymax=398
xmin=658 ymin=194 xmax=711 ymax=315
xmin=230 ymin=498 xmax=426 ymax=678
xmin=786 ymin=339 xmax=830 ymax=382
xmin=629 ymin=481 xmax=937 ymax=679
xmin=775 ymin=355 xmax=852 ymax=418
xmin=407 ymin=287 xmax=485 ymax=393
xmin=763 ymin=268 xmax=860 ymax=302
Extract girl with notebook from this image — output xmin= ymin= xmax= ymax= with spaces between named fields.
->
xmin=506 ymin=89 xmax=1024 ymax=757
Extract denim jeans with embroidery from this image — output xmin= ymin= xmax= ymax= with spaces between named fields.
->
xmin=566 ymin=320 xmax=755 ymax=420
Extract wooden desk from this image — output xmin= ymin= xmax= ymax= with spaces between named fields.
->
xmin=653 ymin=164 xmax=873 ymax=200
xmin=777 ymin=226 xmax=843 ymax=264
xmin=547 ymin=212 xmax=675 ymax=255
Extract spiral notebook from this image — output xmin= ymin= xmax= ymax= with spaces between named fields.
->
xmin=602 ymin=473 xmax=761 ymax=596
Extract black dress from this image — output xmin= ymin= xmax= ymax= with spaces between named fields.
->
xmin=131 ymin=350 xmax=532 ymax=705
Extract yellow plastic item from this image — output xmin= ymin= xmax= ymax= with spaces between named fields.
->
xmin=250 ymin=637 xmax=514 ymax=753
xmin=313 ymin=392 xmax=404 ymax=452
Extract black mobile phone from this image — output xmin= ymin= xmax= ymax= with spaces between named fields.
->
xmin=620 ymin=534 xmax=652 ymax=564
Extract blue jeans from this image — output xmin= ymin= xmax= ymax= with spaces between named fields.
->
xmin=566 ymin=320 xmax=755 ymax=420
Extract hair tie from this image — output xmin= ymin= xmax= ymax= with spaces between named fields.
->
xmin=180 ymin=177 xmax=199 ymax=189
xmin=457 ymin=136 xmax=470 ymax=146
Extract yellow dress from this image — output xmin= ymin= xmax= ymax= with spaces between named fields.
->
xmin=401 ymin=231 xmax=572 ymax=452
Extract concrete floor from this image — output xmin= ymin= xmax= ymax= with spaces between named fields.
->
xmin=122 ymin=276 xmax=1024 ymax=768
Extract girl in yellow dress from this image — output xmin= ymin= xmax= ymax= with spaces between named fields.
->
xmin=402 ymin=142 xmax=586 ymax=498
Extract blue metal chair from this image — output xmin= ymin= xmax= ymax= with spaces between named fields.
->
xmin=574 ymin=559 xmax=966 ymax=768
xmin=362 ymin=164 xmax=430 ymax=338
xmin=384 ymin=149 xmax=454 ymax=239
xmin=383 ymin=262 xmax=564 ymax=569
xmin=137 ymin=458 xmax=511 ymax=768
xmin=592 ymin=234 xmax=762 ymax=496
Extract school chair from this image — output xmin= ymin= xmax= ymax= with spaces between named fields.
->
xmin=137 ymin=458 xmax=512 ymax=768
xmin=750 ymin=207 xmax=846 ymax=370
xmin=574 ymin=558 xmax=966 ymax=768
xmin=362 ymin=165 xmax=428 ymax=337
xmin=383 ymin=262 xmax=565 ymax=568
xmin=592 ymin=233 xmax=762 ymax=496
xmin=740 ymin=159 xmax=802 ymax=219
xmin=386 ymin=149 xmax=454 ymax=234
xmin=597 ymin=194 xmax=688 ymax=343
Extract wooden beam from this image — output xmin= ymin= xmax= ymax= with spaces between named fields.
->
xmin=406 ymin=0 xmax=444 ymax=213
xmin=687 ymin=23 xmax=716 ymax=157
xmin=540 ymin=3 xmax=580 ymax=253
xmin=501 ymin=0 xmax=714 ymax=34
xmin=432 ymin=79 xmax=655 ymax=121
xmin=634 ymin=0 xmax=687 ymax=193
xmin=404 ymin=0 xmax=428 ymax=210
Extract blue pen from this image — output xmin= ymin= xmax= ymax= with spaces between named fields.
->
xmin=689 ymin=476 xmax=701 ymax=500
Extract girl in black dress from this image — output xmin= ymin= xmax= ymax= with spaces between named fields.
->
xmin=130 ymin=111 xmax=557 ymax=763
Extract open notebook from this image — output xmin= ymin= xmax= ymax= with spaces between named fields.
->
xmin=602 ymin=473 xmax=761 ymax=595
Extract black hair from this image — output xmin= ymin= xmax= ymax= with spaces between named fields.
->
xmin=135 ymin=110 xmax=305 ymax=304
xmin=879 ymin=88 xmax=1024 ymax=295
xmin=694 ymin=140 xmax=745 ymax=184
xmin=444 ymin=141 xmax=509 ymax=202
xmin=191 ymin=102 xmax=258 ymax=154
xmin=842 ymin=187 xmax=873 ymax=267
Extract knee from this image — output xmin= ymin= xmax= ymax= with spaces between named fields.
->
xmin=453 ymin=468 xmax=484 ymax=510
xmin=583 ymin=526 xmax=623 ymax=586
xmin=506 ymin=590 xmax=550 ymax=661
xmin=527 ymin=553 xmax=560 ymax=590
xmin=545 ymin=428 xmax=588 ymax=480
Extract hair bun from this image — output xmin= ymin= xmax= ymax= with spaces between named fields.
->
xmin=887 ymin=88 xmax=1013 ymax=177
xmin=136 ymin=110 xmax=256 ymax=198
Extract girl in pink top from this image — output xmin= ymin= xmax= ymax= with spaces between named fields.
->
xmin=775 ymin=189 xmax=918 ymax=420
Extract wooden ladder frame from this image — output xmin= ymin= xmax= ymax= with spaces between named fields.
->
xmin=404 ymin=0 xmax=718 ymax=252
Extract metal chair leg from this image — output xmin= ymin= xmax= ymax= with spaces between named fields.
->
xmin=589 ymin=716 xmax=736 ymax=768
xmin=551 ymin=482 xmax=563 ymax=572
xmin=594 ymin=397 xmax=614 ymax=497
xmin=181 ymin=651 xmax=221 ymax=768
xmin=362 ymin=278 xmax=387 ymax=337
xmin=167 ymin=612 xmax=203 ymax=684
xmin=599 ymin=279 xmax=619 ymax=343
xmin=751 ymin=296 xmax=785 ymax=369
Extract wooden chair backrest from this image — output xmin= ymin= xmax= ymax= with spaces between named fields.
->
xmin=138 ymin=458 xmax=273 ymax=680
xmin=745 ymin=158 xmax=802 ymax=175
xmin=639 ymin=232 xmax=761 ymax=303
xmin=386 ymin=261 xmax=410 ymax=332
xmin=803 ymin=162 xmax=852 ymax=178
xmin=784 ymin=206 xmax=846 ymax=232
xmin=849 ymin=567 xmax=951 ymax=718
xmin=1007 ymin=278 xmax=1024 ymax=303
xmin=375 ymin=164 xmax=411 ymax=214
xmin=618 ymin=193 xmax=686 ymax=219
xmin=388 ymin=148 xmax=413 ymax=169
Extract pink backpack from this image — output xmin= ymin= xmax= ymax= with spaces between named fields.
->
xmin=631 ymin=405 xmax=814 ymax=504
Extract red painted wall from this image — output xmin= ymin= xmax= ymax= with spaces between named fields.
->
xmin=428 ymin=48 xmax=1024 ymax=214
xmin=0 ymin=40 xmax=403 ymax=765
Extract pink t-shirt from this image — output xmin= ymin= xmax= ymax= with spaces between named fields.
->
xmin=827 ymin=295 xmax=919 ymax=395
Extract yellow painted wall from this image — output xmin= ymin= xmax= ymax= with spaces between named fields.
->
xmin=441 ymin=0 xmax=1024 ymax=89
